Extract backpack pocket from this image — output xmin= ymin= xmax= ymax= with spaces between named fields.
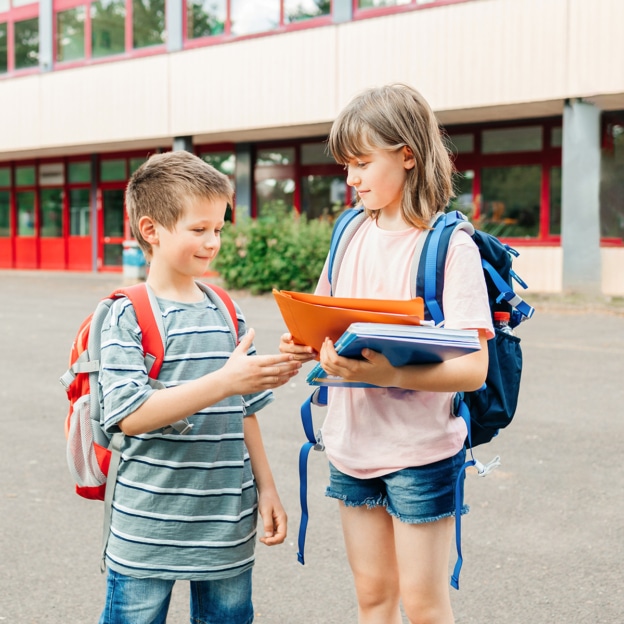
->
xmin=66 ymin=394 xmax=108 ymax=489
xmin=465 ymin=329 xmax=523 ymax=447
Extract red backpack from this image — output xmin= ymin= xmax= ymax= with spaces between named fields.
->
xmin=60 ymin=282 xmax=239 ymax=501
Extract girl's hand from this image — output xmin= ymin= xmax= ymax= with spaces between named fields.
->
xmin=279 ymin=332 xmax=317 ymax=363
xmin=319 ymin=337 xmax=398 ymax=387
xmin=257 ymin=488 xmax=287 ymax=546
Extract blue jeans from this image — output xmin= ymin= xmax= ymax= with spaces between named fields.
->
xmin=99 ymin=567 xmax=254 ymax=624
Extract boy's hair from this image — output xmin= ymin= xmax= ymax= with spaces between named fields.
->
xmin=126 ymin=150 xmax=234 ymax=256
xmin=328 ymin=83 xmax=454 ymax=228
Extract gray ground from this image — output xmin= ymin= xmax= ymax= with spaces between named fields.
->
xmin=1 ymin=270 xmax=622 ymax=623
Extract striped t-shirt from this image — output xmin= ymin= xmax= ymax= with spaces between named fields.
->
xmin=98 ymin=292 xmax=273 ymax=580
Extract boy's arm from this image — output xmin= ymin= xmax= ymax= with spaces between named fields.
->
xmin=243 ymin=413 xmax=287 ymax=546
xmin=118 ymin=329 xmax=300 ymax=436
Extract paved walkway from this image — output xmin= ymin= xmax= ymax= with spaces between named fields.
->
xmin=1 ymin=270 xmax=622 ymax=623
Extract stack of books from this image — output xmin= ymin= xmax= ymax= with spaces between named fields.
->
xmin=306 ymin=322 xmax=481 ymax=387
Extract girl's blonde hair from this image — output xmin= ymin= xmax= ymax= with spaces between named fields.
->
xmin=328 ymin=83 xmax=454 ymax=228
xmin=126 ymin=150 xmax=233 ymax=256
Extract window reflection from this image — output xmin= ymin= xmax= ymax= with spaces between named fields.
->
xmin=187 ymin=0 xmax=226 ymax=38
xmin=15 ymin=17 xmax=39 ymax=69
xmin=358 ymin=0 xmax=411 ymax=8
xmin=301 ymin=175 xmax=346 ymax=221
xmin=231 ymin=0 xmax=279 ymax=36
xmin=284 ymin=0 xmax=330 ymax=22
xmin=449 ymin=170 xmax=474 ymax=218
xmin=57 ymin=7 xmax=86 ymax=62
xmin=17 ymin=191 xmax=36 ymax=236
xmin=40 ymin=188 xmax=64 ymax=238
xmin=0 ymin=23 xmax=7 ymax=74
xmin=482 ymin=126 xmax=542 ymax=154
xmin=256 ymin=178 xmax=295 ymax=217
xmin=480 ymin=166 xmax=541 ymax=238
xmin=0 ymin=191 xmax=10 ymax=237
xmin=133 ymin=0 xmax=165 ymax=48
xmin=600 ymin=123 xmax=624 ymax=241
xmin=70 ymin=188 xmax=91 ymax=236
xmin=92 ymin=0 xmax=126 ymax=58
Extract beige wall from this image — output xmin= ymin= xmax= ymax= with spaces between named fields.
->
xmin=2 ymin=0 xmax=624 ymax=158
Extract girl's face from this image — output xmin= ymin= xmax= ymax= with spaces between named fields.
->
xmin=344 ymin=147 xmax=414 ymax=213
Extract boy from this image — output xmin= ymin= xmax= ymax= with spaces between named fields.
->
xmin=97 ymin=151 xmax=300 ymax=624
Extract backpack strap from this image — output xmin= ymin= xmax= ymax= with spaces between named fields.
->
xmin=197 ymin=282 xmax=240 ymax=345
xmin=297 ymin=385 xmax=327 ymax=565
xmin=328 ymin=207 xmax=367 ymax=295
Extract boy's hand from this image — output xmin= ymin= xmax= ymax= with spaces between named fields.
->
xmin=257 ymin=488 xmax=287 ymax=546
xmin=220 ymin=329 xmax=301 ymax=395
xmin=279 ymin=332 xmax=317 ymax=363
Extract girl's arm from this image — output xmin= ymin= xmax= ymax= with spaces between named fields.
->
xmin=319 ymin=331 xmax=489 ymax=392
xmin=244 ymin=414 xmax=287 ymax=546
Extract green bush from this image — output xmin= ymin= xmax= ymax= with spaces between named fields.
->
xmin=214 ymin=210 xmax=333 ymax=294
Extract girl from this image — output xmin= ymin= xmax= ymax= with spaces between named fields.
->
xmin=280 ymin=84 xmax=494 ymax=624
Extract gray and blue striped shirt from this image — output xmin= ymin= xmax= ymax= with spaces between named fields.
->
xmin=99 ymin=292 xmax=273 ymax=580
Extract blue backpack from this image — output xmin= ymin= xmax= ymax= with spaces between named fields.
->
xmin=297 ymin=207 xmax=535 ymax=588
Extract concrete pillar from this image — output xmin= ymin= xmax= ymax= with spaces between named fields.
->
xmin=173 ymin=136 xmax=193 ymax=152
xmin=234 ymin=143 xmax=253 ymax=220
xmin=166 ymin=0 xmax=184 ymax=52
xmin=39 ymin=0 xmax=53 ymax=72
xmin=333 ymin=0 xmax=353 ymax=23
xmin=561 ymin=99 xmax=602 ymax=295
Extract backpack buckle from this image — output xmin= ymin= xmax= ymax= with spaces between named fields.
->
xmin=313 ymin=429 xmax=325 ymax=452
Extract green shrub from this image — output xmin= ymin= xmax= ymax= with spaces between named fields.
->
xmin=214 ymin=210 xmax=333 ymax=294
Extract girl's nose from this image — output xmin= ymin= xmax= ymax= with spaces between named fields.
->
xmin=346 ymin=169 xmax=360 ymax=187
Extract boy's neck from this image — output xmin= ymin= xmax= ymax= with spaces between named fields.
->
xmin=146 ymin=272 xmax=205 ymax=303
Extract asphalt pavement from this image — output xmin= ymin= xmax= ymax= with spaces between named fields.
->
xmin=1 ymin=270 xmax=623 ymax=623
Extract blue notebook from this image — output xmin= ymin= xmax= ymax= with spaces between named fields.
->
xmin=306 ymin=322 xmax=480 ymax=388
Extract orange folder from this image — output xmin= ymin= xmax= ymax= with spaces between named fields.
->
xmin=273 ymin=289 xmax=424 ymax=355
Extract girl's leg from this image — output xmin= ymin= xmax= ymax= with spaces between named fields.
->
xmin=189 ymin=568 xmax=254 ymax=624
xmin=338 ymin=502 xmax=403 ymax=624
xmin=392 ymin=516 xmax=455 ymax=624
xmin=99 ymin=568 xmax=174 ymax=624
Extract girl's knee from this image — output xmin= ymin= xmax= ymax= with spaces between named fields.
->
xmin=401 ymin=591 xmax=453 ymax=624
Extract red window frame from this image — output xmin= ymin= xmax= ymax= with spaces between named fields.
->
xmin=352 ymin=0 xmax=474 ymax=21
xmin=0 ymin=0 xmax=40 ymax=76
xmin=448 ymin=117 xmax=562 ymax=247
xmin=183 ymin=0 xmax=333 ymax=50
xmin=52 ymin=0 xmax=167 ymax=70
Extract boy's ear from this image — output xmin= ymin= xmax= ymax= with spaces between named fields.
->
xmin=138 ymin=216 xmax=159 ymax=244
xmin=402 ymin=146 xmax=416 ymax=170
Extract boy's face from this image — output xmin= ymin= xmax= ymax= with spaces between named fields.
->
xmin=154 ymin=197 xmax=227 ymax=277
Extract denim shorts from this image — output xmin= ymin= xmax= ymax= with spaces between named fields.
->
xmin=326 ymin=449 xmax=468 ymax=524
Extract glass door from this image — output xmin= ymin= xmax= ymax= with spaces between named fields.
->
xmin=99 ymin=187 xmax=126 ymax=269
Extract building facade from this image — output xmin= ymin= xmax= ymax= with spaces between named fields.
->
xmin=1 ymin=0 xmax=623 ymax=295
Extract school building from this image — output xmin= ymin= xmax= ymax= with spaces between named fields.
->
xmin=1 ymin=0 xmax=623 ymax=295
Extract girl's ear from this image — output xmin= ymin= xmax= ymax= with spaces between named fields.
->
xmin=138 ymin=216 xmax=158 ymax=245
xmin=402 ymin=146 xmax=416 ymax=171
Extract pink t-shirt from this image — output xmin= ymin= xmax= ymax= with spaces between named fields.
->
xmin=315 ymin=217 xmax=494 ymax=479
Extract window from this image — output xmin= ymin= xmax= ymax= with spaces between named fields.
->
xmin=14 ymin=16 xmax=39 ymax=69
xmin=230 ymin=0 xmax=279 ymax=36
xmin=40 ymin=188 xmax=64 ymax=237
xmin=600 ymin=121 xmax=624 ymax=242
xmin=15 ymin=165 xmax=36 ymax=187
xmin=100 ymin=158 xmax=126 ymax=181
xmin=17 ymin=191 xmax=35 ymax=236
xmin=68 ymin=160 xmax=92 ymax=236
xmin=284 ymin=0 xmax=330 ymax=23
xmin=482 ymin=126 xmax=542 ymax=154
xmin=57 ymin=7 xmax=86 ymax=62
xmin=133 ymin=0 xmax=165 ymax=48
xmin=480 ymin=166 xmax=541 ymax=238
xmin=0 ymin=191 xmax=10 ymax=237
xmin=91 ymin=0 xmax=126 ymax=58
xmin=186 ymin=0 xmax=226 ymax=39
xmin=0 ymin=22 xmax=7 ymax=73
